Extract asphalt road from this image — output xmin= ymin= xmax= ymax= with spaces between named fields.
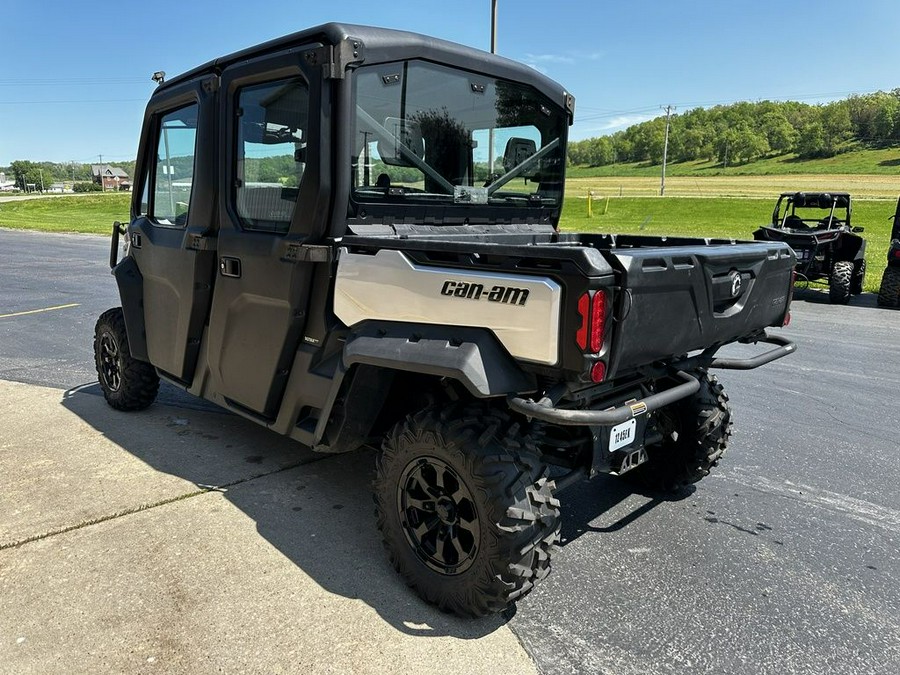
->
xmin=1 ymin=228 xmax=898 ymax=674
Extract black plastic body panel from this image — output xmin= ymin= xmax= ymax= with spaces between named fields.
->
xmin=344 ymin=321 xmax=537 ymax=397
xmin=112 ymin=257 xmax=149 ymax=362
xmin=606 ymin=241 xmax=794 ymax=377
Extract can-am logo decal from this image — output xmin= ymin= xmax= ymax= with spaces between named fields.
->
xmin=730 ymin=271 xmax=743 ymax=298
xmin=440 ymin=280 xmax=530 ymax=306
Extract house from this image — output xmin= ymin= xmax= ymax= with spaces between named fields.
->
xmin=90 ymin=165 xmax=131 ymax=191
xmin=0 ymin=172 xmax=17 ymax=192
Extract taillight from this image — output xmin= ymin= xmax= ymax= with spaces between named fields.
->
xmin=577 ymin=290 xmax=609 ymax=383
xmin=576 ymin=291 xmax=608 ymax=353
xmin=590 ymin=290 xmax=606 ymax=353
xmin=575 ymin=293 xmax=590 ymax=351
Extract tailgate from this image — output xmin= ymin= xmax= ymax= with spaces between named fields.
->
xmin=608 ymin=242 xmax=794 ymax=374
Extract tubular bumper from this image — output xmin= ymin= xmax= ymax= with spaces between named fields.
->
xmin=680 ymin=333 xmax=796 ymax=371
xmin=508 ymin=332 xmax=796 ymax=427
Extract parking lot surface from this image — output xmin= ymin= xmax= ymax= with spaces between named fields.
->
xmin=1 ymin=228 xmax=898 ymax=674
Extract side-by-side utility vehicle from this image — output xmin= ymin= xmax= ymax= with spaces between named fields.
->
xmin=877 ymin=195 xmax=900 ymax=307
xmin=95 ymin=23 xmax=796 ymax=616
xmin=753 ymin=192 xmax=866 ymax=304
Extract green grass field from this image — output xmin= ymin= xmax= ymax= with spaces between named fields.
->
xmin=0 ymin=194 xmax=130 ymax=234
xmin=0 ymin=187 xmax=892 ymax=292
xmin=558 ymin=195 xmax=892 ymax=292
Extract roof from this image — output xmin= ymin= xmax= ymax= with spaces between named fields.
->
xmin=154 ymin=23 xmax=573 ymax=116
xmin=779 ymin=192 xmax=851 ymax=209
xmin=91 ymin=165 xmax=129 ymax=178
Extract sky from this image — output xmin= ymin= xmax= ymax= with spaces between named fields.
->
xmin=2 ymin=0 xmax=900 ymax=166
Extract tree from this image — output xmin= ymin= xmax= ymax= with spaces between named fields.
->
xmin=9 ymin=160 xmax=47 ymax=192
xmin=796 ymin=122 xmax=827 ymax=158
xmin=760 ymin=111 xmax=798 ymax=154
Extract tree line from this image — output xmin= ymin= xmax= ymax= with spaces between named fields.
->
xmin=567 ymin=90 xmax=900 ymax=167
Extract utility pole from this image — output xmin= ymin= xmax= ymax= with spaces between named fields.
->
xmin=39 ymin=168 xmax=44 ymax=193
xmin=488 ymin=0 xmax=498 ymax=178
xmin=99 ymin=154 xmax=104 ymax=192
xmin=660 ymin=104 xmax=675 ymax=196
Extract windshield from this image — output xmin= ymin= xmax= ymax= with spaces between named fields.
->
xmin=351 ymin=60 xmax=566 ymax=210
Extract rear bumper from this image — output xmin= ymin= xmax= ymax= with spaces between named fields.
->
xmin=508 ymin=332 xmax=795 ymax=427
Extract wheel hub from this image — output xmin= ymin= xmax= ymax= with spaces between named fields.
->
xmin=397 ymin=456 xmax=480 ymax=575
xmin=98 ymin=332 xmax=122 ymax=392
xmin=435 ymin=497 xmax=456 ymax=524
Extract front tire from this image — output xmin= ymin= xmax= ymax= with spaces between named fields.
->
xmin=374 ymin=404 xmax=560 ymax=617
xmin=625 ymin=371 xmax=732 ymax=494
xmin=94 ymin=307 xmax=159 ymax=411
xmin=877 ymin=267 xmax=900 ymax=308
xmin=829 ymin=260 xmax=853 ymax=304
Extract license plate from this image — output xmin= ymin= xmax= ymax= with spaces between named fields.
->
xmin=609 ymin=419 xmax=636 ymax=452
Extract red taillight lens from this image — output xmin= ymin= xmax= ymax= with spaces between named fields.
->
xmin=590 ymin=361 xmax=606 ymax=383
xmin=893 ymin=250 xmax=900 ymax=259
xmin=575 ymin=293 xmax=590 ymax=351
xmin=783 ymin=311 xmax=791 ymax=327
xmin=590 ymin=290 xmax=606 ymax=353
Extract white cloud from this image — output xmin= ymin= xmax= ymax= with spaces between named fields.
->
xmin=523 ymin=53 xmax=575 ymax=64
xmin=571 ymin=113 xmax=658 ymax=139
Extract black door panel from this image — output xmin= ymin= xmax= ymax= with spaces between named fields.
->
xmin=128 ymin=79 xmax=218 ymax=384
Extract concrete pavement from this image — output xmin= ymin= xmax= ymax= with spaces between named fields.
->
xmin=0 ymin=380 xmax=537 ymax=674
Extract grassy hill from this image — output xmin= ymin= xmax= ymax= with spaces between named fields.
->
xmin=567 ymin=146 xmax=900 ymax=178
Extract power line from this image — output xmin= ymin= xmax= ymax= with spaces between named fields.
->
xmin=660 ymin=105 xmax=675 ymax=196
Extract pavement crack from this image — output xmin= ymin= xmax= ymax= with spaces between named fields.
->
xmin=0 ymin=455 xmax=331 ymax=552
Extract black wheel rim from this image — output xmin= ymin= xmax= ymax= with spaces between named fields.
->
xmin=98 ymin=331 xmax=122 ymax=392
xmin=397 ymin=456 xmax=480 ymax=575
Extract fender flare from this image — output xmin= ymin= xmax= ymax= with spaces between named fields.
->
xmin=112 ymin=257 xmax=150 ymax=362
xmin=342 ymin=321 xmax=537 ymax=398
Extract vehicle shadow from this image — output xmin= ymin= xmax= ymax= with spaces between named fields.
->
xmin=61 ymin=382 xmax=666 ymax=635
xmin=792 ymin=286 xmax=879 ymax=307
xmin=61 ymin=383 xmax=509 ymax=639
xmin=555 ymin=473 xmax=691 ymax=546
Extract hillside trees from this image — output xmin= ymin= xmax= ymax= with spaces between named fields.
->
xmin=567 ymin=89 xmax=900 ymax=167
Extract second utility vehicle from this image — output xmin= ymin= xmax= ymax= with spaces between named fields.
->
xmin=877 ymin=195 xmax=900 ymax=307
xmin=95 ymin=23 xmax=796 ymax=616
xmin=753 ymin=191 xmax=866 ymax=304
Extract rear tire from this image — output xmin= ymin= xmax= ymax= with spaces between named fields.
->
xmin=624 ymin=371 xmax=732 ymax=494
xmin=94 ymin=307 xmax=159 ymax=411
xmin=829 ymin=260 xmax=853 ymax=304
xmin=374 ymin=404 xmax=560 ymax=617
xmin=877 ymin=267 xmax=900 ymax=308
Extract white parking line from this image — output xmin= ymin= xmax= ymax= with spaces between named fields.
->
xmin=0 ymin=303 xmax=80 ymax=319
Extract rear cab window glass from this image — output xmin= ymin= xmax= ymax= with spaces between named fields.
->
xmin=235 ymin=78 xmax=310 ymax=233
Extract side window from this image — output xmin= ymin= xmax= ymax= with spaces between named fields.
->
xmin=151 ymin=104 xmax=199 ymax=226
xmin=235 ymin=78 xmax=309 ymax=233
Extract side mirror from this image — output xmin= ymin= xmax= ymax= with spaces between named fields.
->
xmin=852 ymin=226 xmax=865 ymax=233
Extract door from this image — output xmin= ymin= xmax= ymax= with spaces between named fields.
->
xmin=129 ymin=77 xmax=218 ymax=382
xmin=205 ymin=46 xmax=329 ymax=419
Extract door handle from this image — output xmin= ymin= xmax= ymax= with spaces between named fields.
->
xmin=220 ymin=256 xmax=242 ymax=278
